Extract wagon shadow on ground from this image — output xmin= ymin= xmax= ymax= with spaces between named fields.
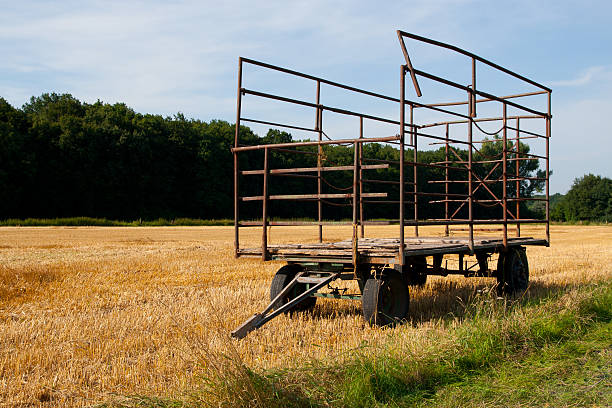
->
xmin=307 ymin=278 xmax=570 ymax=325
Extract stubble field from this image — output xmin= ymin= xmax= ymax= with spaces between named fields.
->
xmin=1 ymin=225 xmax=611 ymax=407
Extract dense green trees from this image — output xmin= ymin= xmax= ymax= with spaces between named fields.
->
xmin=1 ymin=94 xmax=549 ymax=221
xmin=1 ymin=94 xmax=261 ymax=219
xmin=552 ymin=174 xmax=612 ymax=222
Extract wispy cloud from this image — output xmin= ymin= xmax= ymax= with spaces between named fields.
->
xmin=0 ymin=0 xmax=543 ymax=119
xmin=550 ymin=66 xmax=608 ymax=87
xmin=1 ymin=1 xmax=611 ymax=193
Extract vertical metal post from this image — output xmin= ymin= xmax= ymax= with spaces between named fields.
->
xmin=411 ymin=103 xmax=418 ymax=237
xmin=546 ymin=91 xmax=551 ymax=244
xmin=515 ymin=118 xmax=521 ymax=237
xmin=445 ymin=123 xmax=450 ymax=237
xmin=262 ymin=147 xmax=269 ymax=261
xmin=399 ymin=66 xmax=406 ymax=265
xmin=316 ymin=81 xmax=323 ymax=242
xmin=468 ymin=92 xmax=474 ymax=252
xmin=352 ymin=141 xmax=360 ymax=271
xmin=471 ymin=58 xmax=477 ymax=117
xmin=502 ymin=102 xmax=508 ymax=249
xmin=359 ymin=116 xmax=364 ymax=238
xmin=234 ymin=58 xmax=243 ymax=258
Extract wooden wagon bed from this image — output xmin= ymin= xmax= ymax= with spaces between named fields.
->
xmin=238 ymin=236 xmax=548 ymax=263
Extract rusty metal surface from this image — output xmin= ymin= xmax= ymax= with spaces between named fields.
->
xmin=232 ymin=30 xmax=551 ymax=262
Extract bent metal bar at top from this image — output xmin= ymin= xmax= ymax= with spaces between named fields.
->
xmin=232 ymin=30 xmax=551 ymax=263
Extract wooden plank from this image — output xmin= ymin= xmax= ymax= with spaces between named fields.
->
xmin=238 ymin=236 xmax=547 ymax=261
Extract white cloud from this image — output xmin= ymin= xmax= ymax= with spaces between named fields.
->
xmin=1 ymin=0 xmax=610 ymax=194
xmin=0 ymin=0 xmax=489 ymax=118
xmin=550 ymin=66 xmax=609 ymax=87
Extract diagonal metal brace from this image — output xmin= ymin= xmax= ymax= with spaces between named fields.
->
xmin=231 ymin=272 xmax=339 ymax=339
xmin=397 ymin=30 xmax=422 ymax=97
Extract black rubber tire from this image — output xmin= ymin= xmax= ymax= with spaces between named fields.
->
xmin=362 ymin=269 xmax=409 ymax=326
xmin=496 ymin=247 xmax=529 ymax=295
xmin=269 ymin=264 xmax=316 ymax=312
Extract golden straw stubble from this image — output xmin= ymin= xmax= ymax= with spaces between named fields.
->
xmin=0 ymin=225 xmax=610 ymax=406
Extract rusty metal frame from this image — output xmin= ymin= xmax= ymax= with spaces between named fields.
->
xmin=233 ymin=31 xmax=551 ymax=263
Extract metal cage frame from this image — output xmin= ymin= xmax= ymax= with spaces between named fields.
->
xmin=232 ymin=30 xmax=552 ymax=265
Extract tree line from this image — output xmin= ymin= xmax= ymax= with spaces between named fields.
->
xmin=2 ymin=93 xmax=552 ymax=222
xmin=550 ymin=175 xmax=612 ymax=222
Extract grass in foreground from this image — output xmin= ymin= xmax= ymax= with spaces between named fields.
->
xmin=422 ymin=321 xmax=611 ymax=407
xmin=105 ymin=281 xmax=612 ymax=408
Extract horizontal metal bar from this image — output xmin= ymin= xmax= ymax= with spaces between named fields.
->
xmin=428 ymin=134 xmax=541 ymax=146
xmin=362 ymin=157 xmax=400 ymax=164
xmin=507 ymin=197 xmax=548 ymax=201
xmin=272 ymin=173 xmax=318 ymax=179
xmin=431 ymin=197 xmax=547 ymax=203
xmin=397 ymin=31 xmax=552 ymax=92
xmin=273 ymin=257 xmax=354 ymax=263
xmin=242 ymin=88 xmax=412 ymax=128
xmin=505 ymin=126 xmax=548 ymax=139
xmin=404 ymin=160 xmax=470 ymax=171
xmin=313 ymin=292 xmax=361 ymax=300
xmin=415 ymin=130 xmax=471 ymax=146
xmin=297 ymin=276 xmax=336 ymax=284
xmin=419 ymin=90 xmax=549 ymax=109
xmin=449 ymin=227 xmax=504 ymax=232
xmin=505 ymin=150 xmax=548 ymax=160
xmin=233 ymin=136 xmax=400 ymax=152
xmin=406 ymin=191 xmax=469 ymax=198
xmin=428 ymin=179 xmax=498 ymax=184
xmin=242 ymin=163 xmax=389 ymax=175
xmin=404 ymin=219 xmax=545 ymax=225
xmin=420 ymin=114 xmax=543 ymax=129
xmin=507 ymin=157 xmax=540 ymax=162
xmin=239 ymin=220 xmax=352 ymax=226
xmin=359 ymin=219 xmax=544 ymax=226
xmin=430 ymin=160 xmax=485 ymax=165
xmin=242 ymin=57 xmax=400 ymax=103
xmin=362 ymin=178 xmax=415 ymax=185
xmin=362 ymin=201 xmax=414 ymax=205
xmin=242 ymin=57 xmax=469 ymax=122
xmin=408 ymin=100 xmax=470 ymax=120
xmin=413 ymin=69 xmax=548 ymax=117
xmin=240 ymin=117 xmax=318 ymax=134
xmin=434 ymin=156 xmax=541 ymax=165
xmin=506 ymin=177 xmax=547 ymax=182
xmin=241 ymin=192 xmax=387 ymax=201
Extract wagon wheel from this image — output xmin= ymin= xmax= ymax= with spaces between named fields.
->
xmin=270 ymin=264 xmax=316 ymax=312
xmin=362 ymin=269 xmax=409 ymax=326
xmin=496 ymin=247 xmax=529 ymax=295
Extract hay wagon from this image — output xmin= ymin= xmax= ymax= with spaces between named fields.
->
xmin=231 ymin=31 xmax=551 ymax=339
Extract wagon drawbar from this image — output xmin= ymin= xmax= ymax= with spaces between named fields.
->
xmin=231 ymin=31 xmax=551 ymax=339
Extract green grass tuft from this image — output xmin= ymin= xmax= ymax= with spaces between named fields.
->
xmin=104 ymin=281 xmax=612 ymax=407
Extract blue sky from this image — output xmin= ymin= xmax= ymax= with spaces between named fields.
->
xmin=1 ymin=0 xmax=611 ymax=194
